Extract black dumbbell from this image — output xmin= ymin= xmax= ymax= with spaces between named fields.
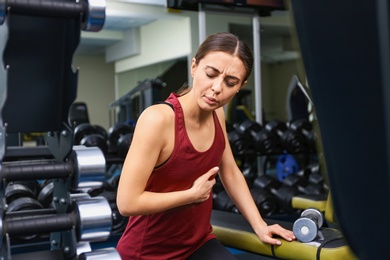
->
xmin=107 ymin=123 xmax=134 ymax=159
xmin=212 ymin=175 xmax=224 ymax=200
xmin=293 ymin=208 xmax=324 ymax=242
xmin=5 ymin=182 xmax=44 ymax=243
xmin=74 ymin=123 xmax=108 ymax=154
xmin=282 ymin=172 xmax=325 ymax=196
xmin=227 ymin=128 xmax=256 ymax=158
xmin=37 ymin=180 xmax=54 ymax=208
xmin=5 ymin=181 xmax=39 ymax=204
xmin=213 ymin=190 xmax=239 ymax=214
xmin=265 ymin=120 xmax=309 ymax=154
xmin=236 ymin=120 xmax=282 ymax=155
xmin=289 ymin=118 xmax=316 ymax=152
xmin=240 ymin=160 xmax=258 ymax=188
xmin=250 ymin=188 xmax=278 ymax=217
xmin=301 ymin=164 xmax=328 ymax=195
xmin=253 ymin=174 xmax=300 ymax=214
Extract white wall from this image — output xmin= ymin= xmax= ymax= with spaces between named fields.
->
xmin=73 ymin=55 xmax=115 ymax=130
xmin=115 ymin=17 xmax=192 ymax=74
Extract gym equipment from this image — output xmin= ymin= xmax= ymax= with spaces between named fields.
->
xmin=1 ymin=146 xmax=109 ymax=250
xmin=211 ymin=209 xmax=356 ymax=259
xmin=250 ymin=188 xmax=277 ymax=217
xmin=226 ymin=89 xmax=255 ymax=124
xmin=0 ymin=0 xmax=118 ymax=258
xmin=236 ymin=120 xmax=282 ymax=155
xmin=4 ymin=182 xmax=37 ymax=204
xmin=240 ymin=160 xmax=257 ymax=188
xmin=1 ymin=146 xmax=106 ymax=190
xmin=275 ymin=154 xmax=299 ymax=182
xmin=78 ymin=247 xmax=121 ymax=260
xmin=213 ymin=190 xmax=239 ymax=214
xmin=227 ymin=128 xmax=256 ymax=158
xmin=109 ymin=79 xmax=167 ymax=124
xmin=253 ymin=174 xmax=300 ymax=214
xmin=293 ymin=208 xmax=324 ymax=243
xmin=0 ymin=0 xmax=105 ymax=32
xmin=107 ymin=123 xmax=134 ymax=159
xmin=74 ymin=123 xmax=108 ymax=154
xmin=214 ymin=187 xmax=278 ymax=217
xmin=87 ymin=183 xmax=128 ymax=235
xmin=6 ymin=196 xmax=45 ymax=243
xmin=265 ymin=120 xmax=309 ymax=154
xmin=38 ymin=180 xmax=55 ymax=208
xmin=282 ymin=173 xmax=326 ymax=196
xmin=3 ymin=195 xmax=112 ymax=242
xmin=0 ymin=145 xmax=110 ymax=256
xmin=1 ymin=1 xmax=106 ymax=135
xmin=289 ymin=118 xmax=316 ymax=152
xmin=68 ymin=102 xmax=90 ymax=128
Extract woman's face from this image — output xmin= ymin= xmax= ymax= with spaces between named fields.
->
xmin=191 ymin=51 xmax=247 ymax=111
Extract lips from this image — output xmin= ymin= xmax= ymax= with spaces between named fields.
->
xmin=204 ymin=96 xmax=219 ymax=105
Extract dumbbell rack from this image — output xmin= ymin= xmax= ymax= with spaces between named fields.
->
xmin=0 ymin=0 xmax=124 ymax=259
xmin=0 ymin=130 xmax=121 ymax=259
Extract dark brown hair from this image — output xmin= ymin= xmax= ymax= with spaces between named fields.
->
xmin=194 ymin=32 xmax=254 ymax=82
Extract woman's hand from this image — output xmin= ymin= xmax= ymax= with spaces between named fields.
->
xmin=190 ymin=167 xmax=219 ymax=203
xmin=256 ymin=224 xmax=296 ymax=245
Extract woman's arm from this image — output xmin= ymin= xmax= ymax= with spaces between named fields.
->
xmin=116 ymin=105 xmax=218 ymax=216
xmin=215 ymin=108 xmax=295 ymax=245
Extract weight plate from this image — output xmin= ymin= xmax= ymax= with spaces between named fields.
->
xmin=74 ymin=123 xmax=98 ymax=144
xmin=301 ymin=208 xmax=323 ymax=228
xmin=108 ymin=123 xmax=134 ymax=145
xmin=293 ymin=217 xmax=318 ymax=243
xmin=82 ymin=0 xmax=106 ymax=32
xmin=37 ymin=182 xmax=54 ymax=208
xmin=6 ymin=197 xmax=43 ymax=212
xmin=5 ymin=183 xmax=35 ymax=204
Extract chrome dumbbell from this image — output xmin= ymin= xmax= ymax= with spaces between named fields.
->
xmin=293 ymin=208 xmax=323 ymax=242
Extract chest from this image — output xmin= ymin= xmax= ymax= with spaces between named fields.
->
xmin=184 ymin=116 xmax=216 ymax=152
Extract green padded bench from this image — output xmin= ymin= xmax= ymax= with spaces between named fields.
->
xmin=211 ymin=210 xmax=356 ymax=260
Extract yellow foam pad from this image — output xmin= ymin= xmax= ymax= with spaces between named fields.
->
xmin=291 ymin=195 xmax=327 ymax=211
xmin=211 ymin=210 xmax=357 ymax=260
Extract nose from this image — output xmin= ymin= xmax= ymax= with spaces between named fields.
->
xmin=211 ymin=79 xmax=222 ymax=94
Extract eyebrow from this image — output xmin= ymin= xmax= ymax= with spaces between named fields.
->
xmin=205 ymin=65 xmax=242 ymax=82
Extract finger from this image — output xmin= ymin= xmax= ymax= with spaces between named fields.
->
xmin=208 ymin=167 xmax=219 ymax=180
xmin=262 ymin=236 xmax=282 ymax=246
xmin=270 ymin=225 xmax=295 ymax=242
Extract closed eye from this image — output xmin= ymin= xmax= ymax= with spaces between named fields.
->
xmin=225 ymin=76 xmax=240 ymax=87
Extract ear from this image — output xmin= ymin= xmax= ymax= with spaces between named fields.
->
xmin=239 ymin=80 xmax=248 ymax=89
xmin=190 ymin=58 xmax=197 ymax=77
xmin=236 ymin=81 xmax=247 ymax=93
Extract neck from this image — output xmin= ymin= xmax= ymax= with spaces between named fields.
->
xmin=178 ymin=91 xmax=212 ymax=124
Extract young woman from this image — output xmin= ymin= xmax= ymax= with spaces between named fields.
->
xmin=116 ymin=32 xmax=295 ymax=259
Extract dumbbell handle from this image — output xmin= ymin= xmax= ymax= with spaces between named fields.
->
xmin=1 ymin=161 xmax=73 ymax=181
xmin=5 ymin=0 xmax=85 ymax=19
xmin=3 ymin=213 xmax=75 ymax=236
xmin=0 ymin=0 xmax=106 ymax=32
xmin=2 ymin=196 xmax=112 ymax=242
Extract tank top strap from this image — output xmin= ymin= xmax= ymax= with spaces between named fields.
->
xmin=165 ymin=93 xmax=186 ymax=142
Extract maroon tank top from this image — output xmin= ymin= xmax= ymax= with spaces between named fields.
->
xmin=117 ymin=93 xmax=226 ymax=260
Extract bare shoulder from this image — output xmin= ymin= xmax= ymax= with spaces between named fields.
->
xmin=135 ymin=104 xmax=174 ymax=141
xmin=136 ymin=103 xmax=174 ymax=129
